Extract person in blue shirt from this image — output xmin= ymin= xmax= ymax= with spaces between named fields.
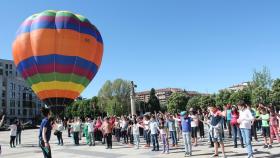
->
xmin=226 ymin=104 xmax=232 ymax=138
xmin=181 ymin=111 xmax=192 ymax=157
xmin=39 ymin=107 xmax=52 ymax=158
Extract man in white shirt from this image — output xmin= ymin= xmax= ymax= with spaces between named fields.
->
xmin=87 ymin=118 xmax=96 ymax=146
xmin=149 ymin=116 xmax=159 ymax=151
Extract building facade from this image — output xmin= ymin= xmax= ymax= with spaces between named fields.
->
xmin=0 ymin=59 xmax=44 ymax=124
xmin=226 ymin=82 xmax=249 ymax=91
xmin=136 ymin=88 xmax=200 ymax=105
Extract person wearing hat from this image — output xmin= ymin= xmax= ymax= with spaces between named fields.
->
xmin=181 ymin=111 xmax=192 ymax=157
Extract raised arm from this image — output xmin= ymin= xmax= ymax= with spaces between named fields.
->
xmin=0 ymin=115 xmax=5 ymax=127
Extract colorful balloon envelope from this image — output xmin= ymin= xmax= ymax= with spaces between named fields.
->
xmin=12 ymin=10 xmax=103 ymax=107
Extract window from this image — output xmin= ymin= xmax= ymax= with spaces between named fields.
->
xmin=5 ymin=71 xmax=8 ymax=76
xmin=9 ymin=64 xmax=12 ymax=69
xmin=23 ymin=109 xmax=27 ymax=116
xmin=10 ymin=100 xmax=15 ymax=107
xmin=9 ymin=71 xmax=12 ymax=76
xmin=10 ymin=109 xmax=15 ymax=115
xmin=2 ymin=99 xmax=5 ymax=107
xmin=18 ymin=110 xmax=21 ymax=115
xmin=5 ymin=64 xmax=8 ymax=69
xmin=2 ymin=91 xmax=5 ymax=98
xmin=18 ymin=101 xmax=20 ymax=107
xmin=29 ymin=109 xmax=33 ymax=116
xmin=0 ymin=69 xmax=3 ymax=75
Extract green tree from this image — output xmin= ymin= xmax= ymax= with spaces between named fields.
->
xmin=187 ymin=96 xmax=201 ymax=110
xmin=271 ymin=79 xmax=280 ymax=109
xmin=252 ymin=66 xmax=273 ymax=89
xmin=252 ymin=86 xmax=270 ymax=105
xmin=98 ymin=79 xmax=131 ymax=115
xmin=200 ymin=95 xmax=216 ymax=109
xmin=215 ymin=90 xmax=232 ymax=107
xmin=229 ymin=88 xmax=252 ymax=105
xmin=147 ymin=88 xmax=161 ymax=112
xmin=167 ymin=92 xmax=189 ymax=114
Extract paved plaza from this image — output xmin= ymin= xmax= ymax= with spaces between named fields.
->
xmin=0 ymin=129 xmax=279 ymax=158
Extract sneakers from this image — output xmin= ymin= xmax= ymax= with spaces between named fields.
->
xmin=268 ymin=145 xmax=272 ymax=149
xmin=210 ymin=154 xmax=219 ymax=158
xmin=264 ymin=145 xmax=268 ymax=148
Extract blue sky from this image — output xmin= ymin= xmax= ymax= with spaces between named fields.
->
xmin=1 ymin=1 xmax=280 ymax=98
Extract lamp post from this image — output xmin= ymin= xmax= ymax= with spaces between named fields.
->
xmin=130 ymin=81 xmax=137 ymax=115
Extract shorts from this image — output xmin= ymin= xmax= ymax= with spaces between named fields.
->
xmin=262 ymin=127 xmax=270 ymax=137
xmin=191 ymin=127 xmax=198 ymax=138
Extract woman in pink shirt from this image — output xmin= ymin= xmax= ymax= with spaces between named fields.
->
xmin=231 ymin=106 xmax=244 ymax=148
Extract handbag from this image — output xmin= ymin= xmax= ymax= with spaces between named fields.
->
xmin=54 ymin=130 xmax=59 ymax=136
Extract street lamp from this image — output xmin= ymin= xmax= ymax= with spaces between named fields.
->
xmin=130 ymin=81 xmax=137 ymax=115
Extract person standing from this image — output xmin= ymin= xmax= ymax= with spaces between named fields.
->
xmin=209 ymin=105 xmax=226 ymax=158
xmin=166 ymin=115 xmax=178 ymax=147
xmin=259 ymin=108 xmax=272 ymax=148
xmin=231 ymin=106 xmax=244 ymax=148
xmin=269 ymin=107 xmax=280 ymax=143
xmin=87 ymin=118 xmax=96 ymax=146
xmin=55 ymin=120 xmax=64 ymax=146
xmin=102 ymin=117 xmax=113 ymax=149
xmin=16 ymin=120 xmax=22 ymax=146
xmin=114 ymin=118 xmax=121 ymax=142
xmin=190 ymin=109 xmax=198 ymax=146
xmin=132 ymin=120 xmax=144 ymax=149
xmin=9 ymin=121 xmax=17 ymax=148
xmin=225 ymin=104 xmax=232 ymax=138
xmin=181 ymin=111 xmax=192 ymax=157
xmin=237 ymin=101 xmax=254 ymax=158
xmin=149 ymin=115 xmax=159 ymax=151
xmin=143 ymin=115 xmax=151 ymax=147
xmin=39 ymin=107 xmax=52 ymax=158
xmin=158 ymin=118 xmax=169 ymax=154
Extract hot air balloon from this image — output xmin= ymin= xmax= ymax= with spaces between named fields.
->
xmin=12 ymin=10 xmax=103 ymax=114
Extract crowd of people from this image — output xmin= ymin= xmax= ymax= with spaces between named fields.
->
xmin=1 ymin=101 xmax=280 ymax=158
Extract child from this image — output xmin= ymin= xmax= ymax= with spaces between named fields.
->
xmin=158 ymin=118 xmax=169 ymax=154
xmin=131 ymin=120 xmax=143 ymax=149
xmin=181 ymin=111 xmax=192 ymax=157
xmin=260 ymin=108 xmax=272 ymax=148
xmin=9 ymin=120 xmax=17 ymax=148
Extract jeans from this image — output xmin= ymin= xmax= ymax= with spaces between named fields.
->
xmin=251 ymin=121 xmax=258 ymax=140
xmin=144 ymin=130 xmax=151 ymax=145
xmin=73 ymin=132 xmax=79 ymax=145
xmin=170 ymin=131 xmax=177 ymax=145
xmin=227 ymin=120 xmax=232 ymax=137
xmin=151 ymin=134 xmax=159 ymax=150
xmin=56 ymin=131 xmax=63 ymax=145
xmin=232 ymin=124 xmax=243 ymax=147
xmin=182 ymin=132 xmax=192 ymax=155
xmin=16 ymin=131 xmax=21 ymax=145
xmin=105 ymin=133 xmax=112 ymax=148
xmin=10 ymin=136 xmax=16 ymax=147
xmin=240 ymin=128 xmax=253 ymax=158
xmin=133 ymin=134 xmax=140 ymax=149
xmin=39 ymin=139 xmax=52 ymax=158
xmin=121 ymin=130 xmax=128 ymax=144
xmin=115 ymin=128 xmax=121 ymax=142
xmin=88 ymin=132 xmax=95 ymax=145
xmin=161 ymin=134 xmax=169 ymax=152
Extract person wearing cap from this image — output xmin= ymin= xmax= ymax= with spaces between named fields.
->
xmin=181 ymin=111 xmax=192 ymax=157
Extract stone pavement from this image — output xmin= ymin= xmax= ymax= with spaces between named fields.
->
xmin=0 ymin=129 xmax=279 ymax=158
